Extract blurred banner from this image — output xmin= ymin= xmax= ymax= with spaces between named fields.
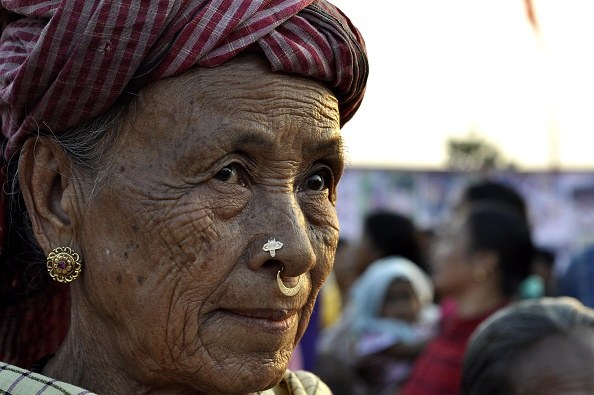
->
xmin=337 ymin=168 xmax=594 ymax=271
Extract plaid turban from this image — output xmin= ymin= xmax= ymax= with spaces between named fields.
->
xmin=0 ymin=0 xmax=368 ymax=161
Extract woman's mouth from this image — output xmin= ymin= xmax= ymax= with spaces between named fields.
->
xmin=219 ymin=308 xmax=299 ymax=334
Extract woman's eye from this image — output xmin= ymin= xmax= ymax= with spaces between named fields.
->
xmin=303 ymin=168 xmax=333 ymax=192
xmin=214 ymin=164 xmax=244 ymax=185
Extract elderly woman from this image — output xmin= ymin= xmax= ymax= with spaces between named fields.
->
xmin=462 ymin=297 xmax=594 ymax=395
xmin=0 ymin=0 xmax=368 ymax=394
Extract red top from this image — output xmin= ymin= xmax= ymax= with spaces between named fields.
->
xmin=400 ymin=306 xmax=503 ymax=395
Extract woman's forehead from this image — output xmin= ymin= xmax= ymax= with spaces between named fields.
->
xmin=142 ymin=54 xmax=337 ymax=108
xmin=112 ymin=56 xmax=342 ymax=171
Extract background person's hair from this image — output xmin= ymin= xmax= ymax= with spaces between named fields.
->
xmin=462 ymin=202 xmax=533 ymax=297
xmin=461 ymin=297 xmax=594 ymax=395
xmin=461 ymin=179 xmax=528 ymax=222
xmin=363 ymin=211 xmax=424 ymax=270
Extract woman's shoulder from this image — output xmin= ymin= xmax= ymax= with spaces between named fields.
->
xmin=0 ymin=362 xmax=94 ymax=395
xmin=258 ymin=370 xmax=332 ymax=395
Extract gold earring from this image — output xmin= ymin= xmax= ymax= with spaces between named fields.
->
xmin=46 ymin=247 xmax=82 ymax=283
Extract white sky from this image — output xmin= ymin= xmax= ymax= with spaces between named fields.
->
xmin=331 ymin=0 xmax=594 ymax=170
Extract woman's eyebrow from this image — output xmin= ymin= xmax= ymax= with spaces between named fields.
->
xmin=223 ymin=128 xmax=344 ymax=159
xmin=305 ymin=135 xmax=344 ymax=160
xmin=227 ymin=130 xmax=272 ymax=150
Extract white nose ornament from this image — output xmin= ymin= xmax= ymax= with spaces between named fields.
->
xmin=263 ymin=238 xmax=283 ymax=258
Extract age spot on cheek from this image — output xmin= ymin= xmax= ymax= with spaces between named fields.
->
xmin=137 ymin=275 xmax=145 ymax=285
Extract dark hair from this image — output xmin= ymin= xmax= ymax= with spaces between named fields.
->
xmin=461 ymin=179 xmax=527 ymax=222
xmin=463 ymin=202 xmax=533 ymax=297
xmin=461 ymin=297 xmax=594 ymax=395
xmin=363 ymin=211 xmax=424 ymax=270
xmin=532 ymin=246 xmax=555 ymax=267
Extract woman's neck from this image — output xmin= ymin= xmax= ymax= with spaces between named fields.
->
xmin=42 ymin=313 xmax=199 ymax=395
xmin=452 ymin=283 xmax=507 ymax=319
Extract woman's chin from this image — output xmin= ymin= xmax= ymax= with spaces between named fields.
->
xmin=185 ymin=358 xmax=288 ymax=394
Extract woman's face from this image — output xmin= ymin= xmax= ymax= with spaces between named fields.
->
xmin=71 ymin=56 xmax=342 ymax=393
xmin=430 ymin=213 xmax=475 ymax=296
xmin=380 ymin=278 xmax=421 ymax=323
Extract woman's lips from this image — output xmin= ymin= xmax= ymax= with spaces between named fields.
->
xmin=220 ymin=308 xmax=299 ymax=334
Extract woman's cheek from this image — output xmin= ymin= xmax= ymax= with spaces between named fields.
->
xmin=206 ymin=183 xmax=251 ymax=220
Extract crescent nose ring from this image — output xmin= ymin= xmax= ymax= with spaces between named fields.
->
xmin=276 ymin=268 xmax=303 ymax=297
xmin=262 ymin=237 xmax=303 ymax=297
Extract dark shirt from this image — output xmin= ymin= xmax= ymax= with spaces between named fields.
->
xmin=558 ymin=244 xmax=594 ymax=308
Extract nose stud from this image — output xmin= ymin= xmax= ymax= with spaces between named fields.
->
xmin=263 ymin=238 xmax=283 ymax=258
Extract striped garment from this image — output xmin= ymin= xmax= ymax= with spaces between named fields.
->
xmin=0 ymin=0 xmax=368 ymax=161
xmin=0 ymin=362 xmax=93 ymax=395
xmin=0 ymin=363 xmax=329 ymax=395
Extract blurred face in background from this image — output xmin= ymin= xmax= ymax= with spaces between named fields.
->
xmin=430 ymin=213 xmax=475 ymax=297
xmin=380 ymin=278 xmax=421 ymax=323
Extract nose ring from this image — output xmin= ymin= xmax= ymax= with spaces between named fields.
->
xmin=263 ymin=238 xmax=283 ymax=258
xmin=277 ymin=269 xmax=303 ymax=297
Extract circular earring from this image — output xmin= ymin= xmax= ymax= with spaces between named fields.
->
xmin=46 ymin=247 xmax=82 ymax=283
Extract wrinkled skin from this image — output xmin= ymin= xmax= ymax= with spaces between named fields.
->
xmin=25 ymin=55 xmax=343 ymax=394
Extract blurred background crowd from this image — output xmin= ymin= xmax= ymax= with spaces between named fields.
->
xmin=292 ymin=1 xmax=594 ymax=392
xmin=292 ymin=175 xmax=594 ymax=394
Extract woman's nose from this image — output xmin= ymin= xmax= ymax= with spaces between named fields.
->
xmin=247 ymin=196 xmax=316 ymax=277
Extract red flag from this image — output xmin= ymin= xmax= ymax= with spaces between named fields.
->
xmin=525 ymin=0 xmax=539 ymax=33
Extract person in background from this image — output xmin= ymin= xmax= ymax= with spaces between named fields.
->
xmin=334 ymin=210 xmax=426 ymax=301
xmin=316 ymin=257 xmax=438 ymax=395
xmin=531 ymin=246 xmax=556 ymax=296
xmin=462 ymin=297 xmax=594 ymax=395
xmin=457 ymin=179 xmax=528 ymax=221
xmin=353 ymin=211 xmax=426 ymax=274
xmin=558 ymin=243 xmax=594 ymax=308
xmin=456 ymin=178 xmax=545 ymax=300
xmin=400 ymin=201 xmax=533 ymax=395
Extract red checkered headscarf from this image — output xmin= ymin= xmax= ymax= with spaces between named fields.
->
xmin=0 ymin=0 xmax=368 ymax=161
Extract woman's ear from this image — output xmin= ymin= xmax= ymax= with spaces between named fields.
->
xmin=18 ymin=137 xmax=77 ymax=254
